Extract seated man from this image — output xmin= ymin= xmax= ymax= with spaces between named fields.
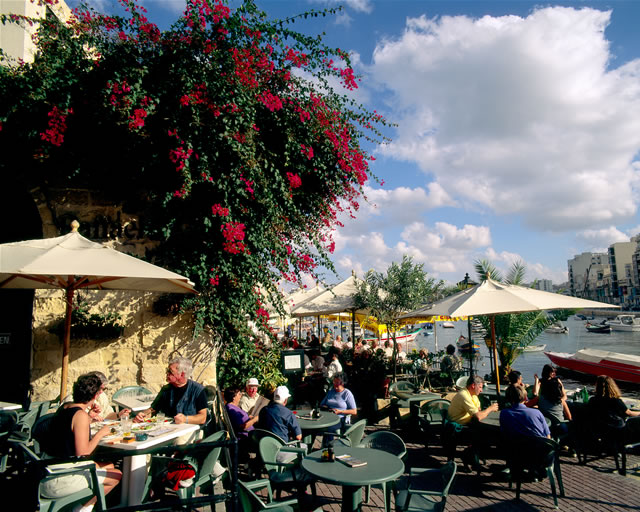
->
xmin=239 ymin=378 xmax=269 ymax=416
xmin=259 ymin=386 xmax=302 ymax=443
xmin=500 ymin=384 xmax=550 ymax=439
xmin=447 ymin=375 xmax=499 ymax=425
xmin=134 ymin=356 xmax=208 ymax=426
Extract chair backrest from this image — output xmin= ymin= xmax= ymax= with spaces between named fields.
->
xmin=258 ymin=436 xmax=286 ymax=473
xmin=17 ymin=401 xmax=51 ymax=437
xmin=112 ymin=385 xmax=153 ymax=399
xmin=361 ymin=431 xmax=406 ymax=459
xmin=389 ymin=381 xmax=417 ymax=399
xmin=507 ymin=436 xmax=557 ymax=471
xmin=238 ymin=480 xmax=272 ymax=511
xmin=31 ymin=413 xmax=57 ymax=457
xmin=342 ymin=419 xmax=367 ymax=447
xmin=197 ymin=430 xmax=227 ymax=483
xmin=438 ymin=461 xmax=457 ymax=508
xmin=420 ymin=399 xmax=450 ymax=425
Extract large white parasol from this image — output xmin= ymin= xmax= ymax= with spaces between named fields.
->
xmin=401 ymin=277 xmax=616 ymax=391
xmin=0 ymin=221 xmax=197 ymax=398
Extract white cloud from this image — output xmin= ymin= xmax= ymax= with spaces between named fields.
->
xmin=368 ymin=7 xmax=640 ymax=233
xmin=483 ymin=248 xmax=567 ymax=283
xmin=576 ymin=226 xmax=630 ymax=247
xmin=309 ymin=0 xmax=373 ymax=14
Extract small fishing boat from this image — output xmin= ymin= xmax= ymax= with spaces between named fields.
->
xmin=545 ymin=349 xmax=640 ymax=384
xmin=585 ymin=322 xmax=612 ymax=334
xmin=362 ymin=327 xmax=424 ymax=347
xmin=606 ymin=314 xmax=640 ymax=332
xmin=523 ymin=344 xmax=546 ymax=352
xmin=441 ymin=322 xmax=455 ymax=328
xmin=545 ymin=322 xmax=569 ymax=334
xmin=456 ymin=335 xmax=479 ymax=353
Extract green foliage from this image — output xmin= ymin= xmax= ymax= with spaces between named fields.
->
xmin=1 ymin=0 xmax=389 ymax=384
xmin=354 ymin=255 xmax=443 ymax=380
xmin=49 ymin=294 xmax=124 ymax=340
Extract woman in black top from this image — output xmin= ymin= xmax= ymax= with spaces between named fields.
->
xmin=588 ymin=375 xmax=640 ymax=442
xmin=42 ymin=374 xmax=122 ymax=511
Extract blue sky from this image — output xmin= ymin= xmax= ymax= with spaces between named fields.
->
xmin=76 ymin=0 xmax=640 ymax=286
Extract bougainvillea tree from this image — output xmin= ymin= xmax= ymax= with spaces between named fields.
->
xmin=0 ymin=0 xmax=388 ymax=388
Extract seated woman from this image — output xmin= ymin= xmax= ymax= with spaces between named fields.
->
xmin=42 ymin=373 xmax=122 ymax=512
xmin=589 ymin=375 xmax=640 ymax=442
xmin=320 ymin=372 xmax=357 ymax=440
xmin=537 ymin=364 xmax=571 ymax=435
xmin=224 ymin=387 xmax=259 ymax=460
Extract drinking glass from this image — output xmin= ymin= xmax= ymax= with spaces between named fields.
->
xmin=120 ymin=417 xmax=132 ymax=437
xmin=156 ymin=412 xmax=166 ymax=424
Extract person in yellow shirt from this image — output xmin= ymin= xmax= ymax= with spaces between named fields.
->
xmin=448 ymin=375 xmax=498 ymax=425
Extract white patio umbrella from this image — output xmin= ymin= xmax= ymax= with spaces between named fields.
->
xmin=401 ymin=277 xmax=616 ymax=392
xmin=0 ymin=221 xmax=197 ymax=398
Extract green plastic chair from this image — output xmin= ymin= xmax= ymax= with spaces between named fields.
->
xmin=389 ymin=381 xmax=418 ymax=401
xmin=418 ymin=399 xmax=450 ymax=449
xmin=360 ymin=431 xmax=407 ymax=512
xmin=505 ymin=436 xmax=564 ymax=508
xmin=258 ymin=436 xmax=316 ymax=500
xmin=142 ymin=429 xmax=227 ymax=503
xmin=334 ymin=418 xmax=367 ymax=447
xmin=112 ymin=385 xmax=153 ymax=412
xmin=19 ymin=444 xmax=107 ymax=512
xmin=395 ymin=462 xmax=457 ymax=512
xmin=238 ymin=479 xmax=298 ymax=512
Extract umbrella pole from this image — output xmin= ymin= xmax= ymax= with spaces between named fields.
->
xmin=468 ymin=318 xmax=473 ymax=376
xmin=351 ymin=309 xmax=355 ymax=345
xmin=433 ymin=321 xmax=438 ymax=353
xmin=491 ymin=316 xmax=501 ymax=394
xmin=60 ymin=288 xmax=74 ymax=401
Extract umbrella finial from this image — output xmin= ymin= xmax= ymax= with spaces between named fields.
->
xmin=70 ymin=220 xmax=80 ymax=233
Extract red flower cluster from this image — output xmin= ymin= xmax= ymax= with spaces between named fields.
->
xmin=239 ymin=174 xmax=254 ymax=197
xmin=169 ymin=145 xmax=193 ymax=171
xmin=297 ymin=254 xmax=316 ymax=272
xmin=257 ymin=90 xmax=283 ymax=112
xmin=300 ymin=144 xmax=314 ymax=160
xmin=340 ymin=67 xmax=358 ymax=90
xmin=211 ymin=204 xmax=229 ymax=216
xmin=285 ymin=48 xmax=308 ymax=68
xmin=128 ymin=108 xmax=147 ymax=129
xmin=221 ymin=221 xmax=247 ymax=254
xmin=40 ymin=106 xmax=73 ymax=146
xmin=286 ymin=172 xmax=302 ymax=189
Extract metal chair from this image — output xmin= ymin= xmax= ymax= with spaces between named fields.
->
xmin=258 ymin=436 xmax=316 ymax=500
xmin=395 ymin=462 xmax=457 ymax=512
xmin=505 ymin=436 xmax=564 ymax=508
xmin=360 ymin=431 xmax=407 ymax=512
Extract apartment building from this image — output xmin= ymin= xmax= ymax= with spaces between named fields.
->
xmin=0 ymin=0 xmax=71 ymax=65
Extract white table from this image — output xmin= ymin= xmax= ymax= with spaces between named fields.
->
xmin=99 ymin=422 xmax=199 ymax=505
xmin=0 ymin=401 xmax=21 ymax=411
xmin=113 ymin=394 xmax=156 ymax=412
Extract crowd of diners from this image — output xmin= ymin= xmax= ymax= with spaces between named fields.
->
xmin=445 ymin=364 xmax=640 ymax=471
xmin=34 ymin=341 xmax=640 ymax=510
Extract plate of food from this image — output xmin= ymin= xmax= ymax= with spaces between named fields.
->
xmin=132 ymin=423 xmax=157 ymax=432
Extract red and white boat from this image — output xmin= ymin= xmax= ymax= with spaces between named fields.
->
xmin=545 ymin=349 xmax=640 ymax=384
xmin=363 ymin=327 xmax=423 ymax=349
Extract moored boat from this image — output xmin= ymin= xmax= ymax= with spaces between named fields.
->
xmin=523 ymin=344 xmax=546 ymax=352
xmin=441 ymin=322 xmax=455 ymax=328
xmin=545 ymin=322 xmax=569 ymax=334
xmin=606 ymin=314 xmax=640 ymax=332
xmin=585 ymin=322 xmax=612 ymax=334
xmin=545 ymin=349 xmax=640 ymax=384
xmin=362 ymin=327 xmax=424 ymax=347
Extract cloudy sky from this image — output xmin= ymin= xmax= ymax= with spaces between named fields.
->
xmin=75 ymin=0 xmax=640 ymax=286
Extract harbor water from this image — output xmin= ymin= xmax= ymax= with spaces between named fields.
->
xmin=413 ymin=315 xmax=640 ymax=398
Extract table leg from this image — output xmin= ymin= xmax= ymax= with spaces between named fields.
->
xmin=121 ymin=454 xmax=148 ymax=506
xmin=342 ymin=484 xmax=363 ymax=512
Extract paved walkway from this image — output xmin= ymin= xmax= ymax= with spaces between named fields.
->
xmin=289 ymin=427 xmax=640 ymax=512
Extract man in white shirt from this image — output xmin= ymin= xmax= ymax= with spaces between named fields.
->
xmin=239 ymin=378 xmax=268 ymax=416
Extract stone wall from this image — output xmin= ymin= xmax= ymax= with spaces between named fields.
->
xmin=25 ymin=187 xmax=218 ymax=400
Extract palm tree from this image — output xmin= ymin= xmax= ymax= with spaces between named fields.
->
xmin=474 ymin=259 xmax=564 ymax=377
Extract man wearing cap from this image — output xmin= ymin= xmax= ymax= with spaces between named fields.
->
xmin=448 ymin=375 xmax=499 ymax=425
xmin=239 ymin=378 xmax=268 ymax=416
xmin=258 ymin=386 xmax=302 ymax=443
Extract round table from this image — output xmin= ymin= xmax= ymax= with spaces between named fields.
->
xmin=302 ymin=446 xmax=404 ymax=512
xmin=294 ymin=409 xmax=340 ymax=446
